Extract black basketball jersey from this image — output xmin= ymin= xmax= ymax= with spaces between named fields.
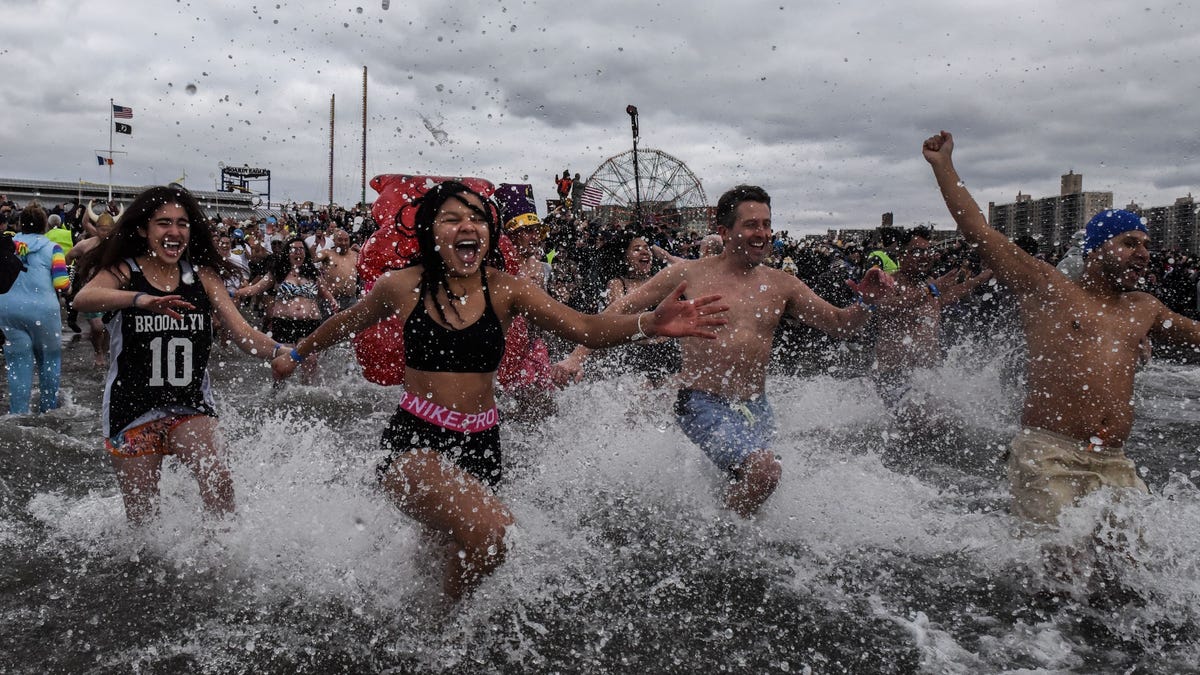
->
xmin=102 ymin=259 xmax=216 ymax=437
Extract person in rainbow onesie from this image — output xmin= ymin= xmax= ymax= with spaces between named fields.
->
xmin=0 ymin=204 xmax=69 ymax=413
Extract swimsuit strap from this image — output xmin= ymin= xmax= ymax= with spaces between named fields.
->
xmin=480 ymin=265 xmax=493 ymax=305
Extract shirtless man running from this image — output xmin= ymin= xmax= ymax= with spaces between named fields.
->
xmin=556 ymin=185 xmax=889 ymax=516
xmin=316 ymin=229 xmax=359 ymax=310
xmin=923 ymin=130 xmax=1200 ymax=525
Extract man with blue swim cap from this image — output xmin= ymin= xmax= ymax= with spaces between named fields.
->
xmin=924 ymin=130 xmax=1200 ymax=529
xmin=1082 ymin=209 xmax=1149 ymax=257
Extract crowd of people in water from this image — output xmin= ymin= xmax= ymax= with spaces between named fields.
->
xmin=3 ymin=130 xmax=1200 ymax=601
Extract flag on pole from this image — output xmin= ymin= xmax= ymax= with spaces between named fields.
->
xmin=96 ymin=155 xmax=114 ymax=166
xmin=579 ymin=183 xmax=603 ymax=209
xmin=115 ymin=122 xmax=132 ymax=135
xmin=112 ymin=104 xmax=133 ymax=119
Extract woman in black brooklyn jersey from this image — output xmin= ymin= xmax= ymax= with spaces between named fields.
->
xmin=74 ymin=186 xmax=282 ymax=523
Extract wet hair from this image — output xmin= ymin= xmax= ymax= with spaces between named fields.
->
xmin=272 ymin=236 xmax=321 ymax=281
xmin=598 ymin=230 xmax=650 ymax=282
xmin=410 ymin=181 xmax=502 ymax=324
xmin=877 ymin=227 xmax=900 ymax=248
xmin=716 ymin=185 xmax=770 ymax=229
xmin=18 ymin=204 xmax=48 ymax=234
xmin=897 ymin=226 xmax=933 ymax=249
xmin=93 ymin=185 xmax=231 ymax=282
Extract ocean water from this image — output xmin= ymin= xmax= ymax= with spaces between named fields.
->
xmin=2 ymin=329 xmax=1199 ymax=673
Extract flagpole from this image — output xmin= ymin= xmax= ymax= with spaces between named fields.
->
xmin=328 ymin=94 xmax=335 ymax=212
xmin=361 ymin=66 xmax=368 ymax=208
xmin=107 ymin=98 xmax=114 ymax=200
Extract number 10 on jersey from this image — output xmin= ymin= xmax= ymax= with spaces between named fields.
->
xmin=148 ymin=336 xmax=194 ymax=386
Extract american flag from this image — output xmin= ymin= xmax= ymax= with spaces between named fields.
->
xmin=579 ymin=183 xmax=603 ymax=209
xmin=112 ymin=104 xmax=133 ymax=119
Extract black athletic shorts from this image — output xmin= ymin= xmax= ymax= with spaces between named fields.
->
xmin=376 ymin=407 xmax=503 ymax=486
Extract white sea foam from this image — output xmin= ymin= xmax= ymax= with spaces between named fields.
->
xmin=15 ymin=349 xmax=1200 ymax=670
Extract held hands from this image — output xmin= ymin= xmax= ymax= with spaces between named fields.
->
xmin=648 ymin=281 xmax=728 ymax=339
xmin=845 ymin=267 xmax=895 ymax=304
xmin=271 ymin=351 xmax=299 ymax=380
xmin=922 ymin=130 xmax=954 ymax=165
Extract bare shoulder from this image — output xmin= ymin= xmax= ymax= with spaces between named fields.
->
xmin=670 ymin=256 xmax=713 ymax=282
xmin=1125 ymin=289 xmax=1168 ymax=315
xmin=375 ymin=265 xmax=422 ymax=292
xmin=489 ymin=265 xmax=545 ymax=305
xmin=761 ymin=265 xmax=804 ymax=284
xmin=97 ymin=259 xmax=134 ymax=287
xmin=649 ymin=256 xmax=693 ymax=276
xmin=195 ymin=264 xmax=221 ymax=284
xmin=484 ymin=264 xmax=517 ymax=282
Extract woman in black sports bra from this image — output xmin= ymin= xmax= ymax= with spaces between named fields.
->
xmin=273 ymin=181 xmax=727 ymax=601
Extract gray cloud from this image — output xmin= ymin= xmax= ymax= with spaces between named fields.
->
xmin=2 ymin=0 xmax=1197 ymax=232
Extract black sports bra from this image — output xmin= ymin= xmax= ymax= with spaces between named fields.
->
xmin=403 ymin=269 xmax=505 ymax=373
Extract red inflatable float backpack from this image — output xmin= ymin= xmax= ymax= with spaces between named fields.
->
xmin=352 ymin=174 xmax=540 ymax=388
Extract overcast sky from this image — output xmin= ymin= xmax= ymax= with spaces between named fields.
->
xmin=4 ymin=0 xmax=1198 ymax=233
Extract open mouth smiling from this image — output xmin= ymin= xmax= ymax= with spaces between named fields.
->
xmin=454 ymin=239 xmax=480 ymax=265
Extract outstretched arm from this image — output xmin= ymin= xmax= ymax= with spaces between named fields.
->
xmin=73 ymin=264 xmax=193 ymax=321
xmin=1150 ymin=302 xmax=1200 ymax=356
xmin=510 ymin=271 xmax=726 ymax=350
xmin=794 ymin=269 xmax=885 ymax=337
xmin=923 ymin=131 xmax=1059 ymax=296
xmin=551 ymin=265 xmax=689 ymax=385
xmin=199 ymin=267 xmax=281 ymax=361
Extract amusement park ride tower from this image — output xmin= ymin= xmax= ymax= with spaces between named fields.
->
xmin=581 ymin=106 xmax=711 ymax=233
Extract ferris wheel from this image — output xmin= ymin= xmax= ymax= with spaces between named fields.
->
xmin=583 ymin=148 xmax=709 ymax=228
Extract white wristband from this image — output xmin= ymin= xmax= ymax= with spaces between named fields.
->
xmin=631 ymin=312 xmax=649 ymax=341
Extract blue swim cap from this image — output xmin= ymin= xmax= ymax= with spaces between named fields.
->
xmin=1082 ymin=210 xmax=1147 ymax=255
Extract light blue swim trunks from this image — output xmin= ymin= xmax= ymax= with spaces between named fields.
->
xmin=674 ymin=388 xmax=776 ymax=472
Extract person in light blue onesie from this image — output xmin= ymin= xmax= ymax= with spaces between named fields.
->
xmin=0 ymin=204 xmax=70 ymax=414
